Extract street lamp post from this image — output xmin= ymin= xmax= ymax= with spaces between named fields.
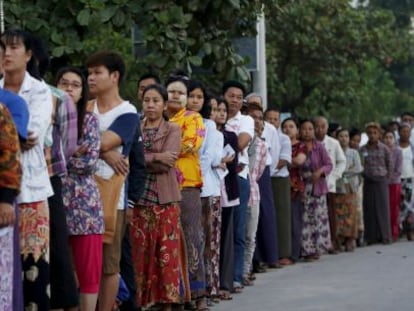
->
xmin=0 ymin=0 xmax=4 ymax=33
xmin=252 ymin=10 xmax=267 ymax=110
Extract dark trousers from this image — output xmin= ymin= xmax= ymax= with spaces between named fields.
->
xmin=49 ymin=175 xmax=79 ymax=309
xmin=254 ymin=166 xmax=279 ymax=264
xmin=120 ymin=225 xmax=139 ymax=311
xmin=220 ymin=206 xmax=234 ymax=291
xmin=327 ymin=193 xmax=338 ymax=250
xmin=291 ymin=198 xmax=304 ymax=261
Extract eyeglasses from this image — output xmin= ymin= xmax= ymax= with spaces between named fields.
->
xmin=58 ymin=79 xmax=82 ymax=89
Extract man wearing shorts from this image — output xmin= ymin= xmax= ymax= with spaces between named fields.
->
xmin=86 ymin=51 xmax=138 ymax=311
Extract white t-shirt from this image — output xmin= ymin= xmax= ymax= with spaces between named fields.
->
xmin=401 ymin=145 xmax=414 ymax=179
xmin=94 ymin=101 xmax=137 ymax=210
xmin=261 ymin=121 xmax=280 ymax=167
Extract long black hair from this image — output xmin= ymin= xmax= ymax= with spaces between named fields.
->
xmin=281 ymin=117 xmax=300 ymax=130
xmin=188 ymin=80 xmax=211 ymax=118
xmin=55 ymin=67 xmax=89 ymax=139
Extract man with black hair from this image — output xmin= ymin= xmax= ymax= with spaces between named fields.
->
xmin=264 ymin=107 xmax=293 ymax=265
xmin=86 ymin=50 xmax=139 ymax=311
xmin=30 ymin=34 xmax=80 ymax=311
xmin=401 ymin=112 xmax=414 ymax=147
xmin=222 ymin=80 xmax=254 ymax=291
xmin=1 ymin=27 xmax=54 ymax=310
xmin=137 ymin=73 xmax=160 ymax=104
xmin=0 ymin=39 xmax=29 ymax=311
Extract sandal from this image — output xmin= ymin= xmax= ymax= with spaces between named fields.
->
xmin=206 ymin=298 xmax=214 ymax=307
xmin=218 ymin=291 xmax=233 ymax=301
xmin=279 ymin=258 xmax=294 ymax=266
xmin=242 ymin=278 xmax=254 ymax=286
xmin=210 ymin=295 xmax=221 ymax=303
xmin=231 ymin=286 xmax=243 ymax=294
xmin=196 ymin=298 xmax=210 ymax=311
xmin=268 ymin=262 xmax=283 ymax=269
xmin=248 ymin=272 xmax=256 ymax=281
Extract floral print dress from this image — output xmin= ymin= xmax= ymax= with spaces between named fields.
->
xmin=62 ymin=112 xmax=103 ymax=236
xmin=301 ymin=155 xmax=332 ymax=257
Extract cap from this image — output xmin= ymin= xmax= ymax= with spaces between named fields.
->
xmin=0 ymin=89 xmax=29 ymax=140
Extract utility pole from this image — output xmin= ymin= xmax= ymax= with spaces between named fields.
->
xmin=0 ymin=0 xmax=4 ymax=33
xmin=252 ymin=9 xmax=267 ymax=110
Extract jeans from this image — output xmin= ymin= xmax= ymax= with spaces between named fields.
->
xmin=243 ymin=202 xmax=260 ymax=277
xmin=233 ymin=176 xmax=250 ymax=284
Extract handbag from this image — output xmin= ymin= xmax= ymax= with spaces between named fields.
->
xmin=95 ymin=173 xmax=126 ymax=244
xmin=87 ymin=100 xmax=127 ymax=244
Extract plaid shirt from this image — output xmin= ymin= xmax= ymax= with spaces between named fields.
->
xmin=46 ymin=86 xmax=78 ymax=177
xmin=248 ymin=136 xmax=267 ymax=207
xmin=360 ymin=141 xmax=392 ymax=180
xmin=137 ymin=128 xmax=159 ymax=206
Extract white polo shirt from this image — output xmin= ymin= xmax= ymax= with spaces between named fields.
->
xmin=226 ymin=111 xmax=255 ymax=179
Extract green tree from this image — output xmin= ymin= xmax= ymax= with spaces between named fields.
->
xmin=4 ymin=0 xmax=263 ymax=101
xmin=367 ymin=0 xmax=414 ymax=116
xmin=264 ymin=0 xmax=410 ymax=127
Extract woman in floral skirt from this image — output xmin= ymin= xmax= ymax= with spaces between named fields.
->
xmin=299 ymin=120 xmax=333 ymax=261
xmin=130 ymin=84 xmax=182 ymax=311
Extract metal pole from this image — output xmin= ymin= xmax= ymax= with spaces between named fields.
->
xmin=0 ymin=0 xmax=4 ymax=33
xmin=252 ymin=9 xmax=268 ymax=110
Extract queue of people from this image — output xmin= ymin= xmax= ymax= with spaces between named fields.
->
xmin=1 ymin=27 xmax=414 ymax=311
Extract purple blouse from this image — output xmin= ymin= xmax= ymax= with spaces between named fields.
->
xmin=303 ymin=140 xmax=333 ymax=196
xmin=62 ymin=112 xmax=104 ymax=235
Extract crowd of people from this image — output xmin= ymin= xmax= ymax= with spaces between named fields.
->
xmin=1 ymin=27 xmax=413 ymax=311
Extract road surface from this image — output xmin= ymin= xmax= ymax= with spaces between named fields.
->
xmin=213 ymin=241 xmax=414 ymax=311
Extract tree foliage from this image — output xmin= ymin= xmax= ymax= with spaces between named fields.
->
xmin=135 ymin=0 xmax=262 ymax=85
xmin=264 ymin=0 xmax=413 ymax=127
xmin=4 ymin=0 xmax=262 ymax=100
xmin=5 ymin=0 xmax=414 ymax=126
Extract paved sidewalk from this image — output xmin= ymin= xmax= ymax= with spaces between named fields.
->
xmin=213 ymin=241 xmax=414 ymax=311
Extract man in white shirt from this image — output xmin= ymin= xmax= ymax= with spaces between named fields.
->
xmin=265 ymin=108 xmax=293 ymax=265
xmin=87 ymin=51 xmax=139 ymax=311
xmin=223 ymin=81 xmax=254 ymax=290
xmin=314 ymin=116 xmax=346 ymax=253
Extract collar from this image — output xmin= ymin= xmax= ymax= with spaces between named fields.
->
xmin=19 ymin=72 xmax=33 ymax=94
xmin=169 ymin=107 xmax=186 ymax=120
xmin=228 ymin=111 xmax=242 ymax=122
xmin=0 ymin=71 xmax=32 ymax=93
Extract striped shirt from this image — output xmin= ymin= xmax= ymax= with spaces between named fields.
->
xmin=248 ymin=136 xmax=267 ymax=207
xmin=46 ymin=86 xmax=78 ymax=176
